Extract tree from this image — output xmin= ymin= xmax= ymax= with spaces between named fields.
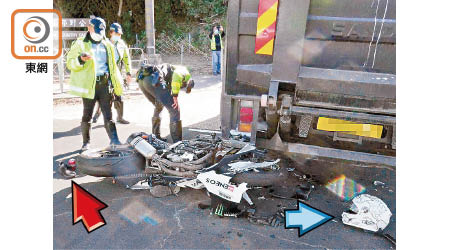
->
xmin=53 ymin=0 xmax=227 ymax=48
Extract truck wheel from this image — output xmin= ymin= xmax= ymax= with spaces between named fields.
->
xmin=231 ymin=167 xmax=289 ymax=187
xmin=77 ymin=146 xmax=146 ymax=177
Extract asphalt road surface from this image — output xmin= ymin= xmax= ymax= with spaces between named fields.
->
xmin=53 ymin=75 xmax=396 ymax=249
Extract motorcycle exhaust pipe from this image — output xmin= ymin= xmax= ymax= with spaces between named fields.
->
xmin=128 ymin=135 xmax=157 ymax=159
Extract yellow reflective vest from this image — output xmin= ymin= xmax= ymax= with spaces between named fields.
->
xmin=66 ymin=35 xmax=123 ymax=99
xmin=170 ymin=66 xmax=191 ymax=96
xmin=113 ymin=38 xmax=131 ymax=74
xmin=210 ymin=34 xmax=223 ymax=51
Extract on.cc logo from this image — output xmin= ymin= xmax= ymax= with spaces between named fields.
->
xmin=23 ymin=16 xmax=50 ymax=44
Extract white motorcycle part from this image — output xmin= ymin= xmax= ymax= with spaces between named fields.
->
xmin=236 ymin=143 xmax=256 ymax=154
xmin=197 ymin=171 xmax=248 ymax=203
xmin=176 ymin=179 xmax=205 ymax=189
xmin=129 ymin=136 xmax=157 ymax=159
xmin=227 ymin=159 xmax=280 ymax=173
xmin=242 ymin=191 xmax=253 ymax=205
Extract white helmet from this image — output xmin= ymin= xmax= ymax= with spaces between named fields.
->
xmin=342 ymin=194 xmax=392 ymax=232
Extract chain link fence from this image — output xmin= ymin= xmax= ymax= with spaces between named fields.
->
xmin=53 ymin=34 xmax=215 ymax=93
xmin=155 ymin=33 xmax=212 ymax=75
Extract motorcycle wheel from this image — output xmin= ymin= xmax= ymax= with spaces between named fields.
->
xmin=231 ymin=167 xmax=289 ymax=187
xmin=77 ymin=145 xmax=146 ymax=177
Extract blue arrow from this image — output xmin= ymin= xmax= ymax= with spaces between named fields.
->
xmin=284 ymin=202 xmax=334 ymax=237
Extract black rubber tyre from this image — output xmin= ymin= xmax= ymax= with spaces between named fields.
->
xmin=77 ymin=146 xmax=146 ymax=177
xmin=231 ymin=167 xmax=289 ymax=187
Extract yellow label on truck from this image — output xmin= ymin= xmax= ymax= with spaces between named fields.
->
xmin=316 ymin=117 xmax=383 ymax=139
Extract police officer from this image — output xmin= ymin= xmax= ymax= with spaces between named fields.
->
xmin=66 ymin=17 xmax=122 ymax=150
xmin=137 ymin=63 xmax=194 ymax=142
xmin=92 ymin=22 xmax=131 ymax=124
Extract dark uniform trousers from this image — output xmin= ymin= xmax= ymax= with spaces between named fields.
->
xmin=82 ymin=75 xmax=113 ymax=123
xmin=138 ymin=76 xmax=180 ymax=123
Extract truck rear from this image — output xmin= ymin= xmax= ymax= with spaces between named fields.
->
xmin=221 ymin=0 xmax=396 ymax=167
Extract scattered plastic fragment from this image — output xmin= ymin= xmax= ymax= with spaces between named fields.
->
xmin=227 ymin=159 xmax=280 ymax=173
xmin=197 ymin=171 xmax=248 ymax=203
xmin=176 ymin=179 xmax=205 ymax=189
xmin=373 ymin=181 xmax=385 ymax=186
xmin=342 ymin=194 xmax=392 ymax=232
xmin=130 ymin=181 xmax=151 ymax=190
xmin=325 ymin=175 xmax=366 ymax=201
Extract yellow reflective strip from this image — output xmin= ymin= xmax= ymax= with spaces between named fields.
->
xmin=256 ymin=2 xmax=278 ymax=35
xmin=316 ymin=117 xmax=383 ymax=139
xmin=255 ymin=38 xmax=274 ymax=55
xmin=68 ymin=85 xmax=89 ymax=94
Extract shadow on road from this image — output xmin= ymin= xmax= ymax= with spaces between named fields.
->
xmin=53 ymin=124 xmax=104 ymax=139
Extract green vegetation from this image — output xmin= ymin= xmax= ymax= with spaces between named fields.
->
xmin=53 ymin=0 xmax=227 ymax=50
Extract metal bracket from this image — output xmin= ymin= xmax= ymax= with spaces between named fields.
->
xmin=333 ymin=132 xmax=363 ymax=145
xmin=267 ymin=81 xmax=279 ymax=110
xmin=278 ymin=95 xmax=293 ymax=136
xmin=250 ymin=100 xmax=260 ymax=145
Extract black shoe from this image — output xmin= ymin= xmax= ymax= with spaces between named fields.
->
xmin=80 ymin=122 xmax=91 ymax=151
xmin=169 ymin=120 xmax=182 ymax=143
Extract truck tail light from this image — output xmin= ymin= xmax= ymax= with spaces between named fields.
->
xmin=238 ymin=101 xmax=253 ymax=132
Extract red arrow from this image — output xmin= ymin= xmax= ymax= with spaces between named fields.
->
xmin=72 ymin=181 xmax=108 ymax=233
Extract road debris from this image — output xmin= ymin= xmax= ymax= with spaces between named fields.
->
xmin=373 ymin=180 xmax=386 ymax=186
xmin=248 ymin=209 xmax=285 ymax=227
xmin=342 ymin=194 xmax=392 ymax=232
xmin=197 ymin=171 xmax=248 ymax=203
xmin=227 ymin=159 xmax=280 ymax=173
xmin=130 ymin=181 xmax=151 ymax=190
xmin=268 ymin=187 xmax=311 ymax=201
xmin=149 ymin=185 xmax=180 ymax=198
